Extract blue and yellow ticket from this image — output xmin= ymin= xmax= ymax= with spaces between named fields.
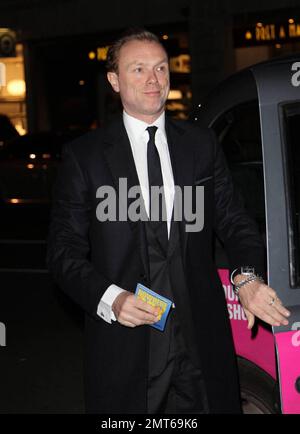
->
xmin=135 ymin=283 xmax=172 ymax=331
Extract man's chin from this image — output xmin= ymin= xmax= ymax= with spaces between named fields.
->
xmin=141 ymin=103 xmax=166 ymax=117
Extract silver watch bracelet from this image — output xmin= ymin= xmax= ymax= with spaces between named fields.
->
xmin=234 ymin=274 xmax=264 ymax=295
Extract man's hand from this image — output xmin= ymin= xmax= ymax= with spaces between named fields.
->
xmin=112 ymin=290 xmax=160 ymax=328
xmin=235 ymin=276 xmax=291 ymax=329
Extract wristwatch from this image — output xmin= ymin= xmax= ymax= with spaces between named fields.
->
xmin=230 ymin=266 xmax=255 ymax=285
xmin=231 ymin=266 xmax=264 ymax=295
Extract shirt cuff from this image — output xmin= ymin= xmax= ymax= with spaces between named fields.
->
xmin=97 ymin=284 xmax=126 ymax=324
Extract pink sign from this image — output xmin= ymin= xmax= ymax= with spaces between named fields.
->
xmin=218 ymin=269 xmax=276 ymax=379
xmin=275 ymin=330 xmax=300 ymax=414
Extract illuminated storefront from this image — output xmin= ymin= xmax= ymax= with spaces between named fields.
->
xmin=233 ymin=9 xmax=300 ymax=71
xmin=0 ymin=29 xmax=27 ymax=137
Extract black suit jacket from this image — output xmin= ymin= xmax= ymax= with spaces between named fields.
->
xmin=47 ymin=114 xmax=265 ymax=413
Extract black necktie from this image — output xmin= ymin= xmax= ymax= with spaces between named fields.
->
xmin=146 ymin=126 xmax=168 ymax=251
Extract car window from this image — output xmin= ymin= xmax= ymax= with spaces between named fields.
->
xmin=212 ymin=101 xmax=266 ymax=269
xmin=213 ymin=101 xmax=266 ymax=236
xmin=281 ymin=101 xmax=300 ymax=287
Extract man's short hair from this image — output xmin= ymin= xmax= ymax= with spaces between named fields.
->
xmin=106 ymin=28 xmax=167 ymax=73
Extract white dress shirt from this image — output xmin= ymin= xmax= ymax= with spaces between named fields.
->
xmin=97 ymin=111 xmax=175 ymax=323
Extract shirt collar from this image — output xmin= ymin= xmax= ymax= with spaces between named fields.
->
xmin=123 ymin=110 xmax=166 ymax=144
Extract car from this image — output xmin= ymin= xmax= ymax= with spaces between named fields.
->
xmin=192 ymin=53 xmax=300 ymax=414
xmin=0 ymin=130 xmax=85 ymax=205
xmin=0 ymin=130 xmax=88 ymax=241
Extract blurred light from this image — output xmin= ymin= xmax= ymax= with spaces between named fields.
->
xmin=289 ymin=18 xmax=295 ymax=24
xmin=169 ymin=54 xmax=191 ymax=73
xmin=168 ymin=90 xmax=183 ymax=100
xmin=0 ymin=62 xmax=6 ymax=87
xmin=162 ymin=34 xmax=169 ymax=40
xmin=245 ymin=31 xmax=252 ymax=40
xmin=79 ymin=80 xmax=85 ymax=86
xmin=27 ymin=163 xmax=34 ymax=169
xmin=88 ymin=51 xmax=96 ymax=60
xmin=97 ymin=46 xmax=109 ymax=61
xmin=275 ymin=43 xmax=282 ymax=49
xmin=42 ymin=164 xmax=48 ymax=170
xmin=256 ymin=22 xmax=263 ymax=27
xmin=29 ymin=153 xmax=36 ymax=159
xmin=42 ymin=153 xmax=51 ymax=159
xmin=10 ymin=198 xmax=20 ymax=204
xmin=15 ymin=123 xmax=26 ymax=135
xmin=7 ymin=79 xmax=26 ymax=97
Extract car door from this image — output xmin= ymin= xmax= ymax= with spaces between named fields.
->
xmin=193 ymin=69 xmax=279 ymax=413
xmin=193 ymin=57 xmax=300 ymax=413
xmin=253 ymin=59 xmax=300 ymax=414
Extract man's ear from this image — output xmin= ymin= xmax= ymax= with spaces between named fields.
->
xmin=107 ymin=72 xmax=120 ymax=93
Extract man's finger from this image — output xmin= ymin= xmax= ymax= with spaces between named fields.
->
xmin=118 ymin=307 xmax=158 ymax=326
xmin=132 ymin=307 xmax=159 ymax=323
xmin=267 ymin=309 xmax=289 ymax=325
xmin=272 ymin=300 xmax=290 ymax=318
xmin=118 ymin=317 xmax=136 ymax=328
xmin=244 ymin=308 xmax=255 ymax=329
xmin=252 ymin=305 xmax=286 ymax=327
xmin=118 ymin=312 xmax=144 ymax=327
xmin=135 ymin=298 xmax=160 ymax=316
xmin=263 ymin=296 xmax=290 ymax=323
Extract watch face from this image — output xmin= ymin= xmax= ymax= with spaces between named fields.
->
xmin=241 ymin=266 xmax=255 ymax=275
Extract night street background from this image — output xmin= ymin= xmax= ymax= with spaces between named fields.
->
xmin=0 ymin=0 xmax=299 ymax=415
xmin=0 ymin=206 xmax=84 ymax=413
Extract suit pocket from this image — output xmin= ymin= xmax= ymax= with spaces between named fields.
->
xmin=194 ymin=175 xmax=213 ymax=185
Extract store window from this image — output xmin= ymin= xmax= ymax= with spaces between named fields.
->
xmin=164 ymin=31 xmax=192 ymax=120
xmin=233 ymin=9 xmax=300 ymax=71
xmin=0 ymin=33 xmax=27 ymax=146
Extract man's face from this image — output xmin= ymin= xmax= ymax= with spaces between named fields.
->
xmin=107 ymin=40 xmax=170 ymax=123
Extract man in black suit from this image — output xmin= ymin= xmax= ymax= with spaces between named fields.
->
xmin=47 ymin=29 xmax=290 ymax=414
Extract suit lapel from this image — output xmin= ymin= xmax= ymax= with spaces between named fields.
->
xmin=102 ymin=115 xmax=140 ymax=226
xmin=102 ymin=115 xmax=150 ymax=283
xmin=166 ymin=118 xmax=195 ymax=260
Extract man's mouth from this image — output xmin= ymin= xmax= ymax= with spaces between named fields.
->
xmin=144 ymin=91 xmax=161 ymax=96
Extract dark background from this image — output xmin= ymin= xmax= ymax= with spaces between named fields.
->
xmin=0 ymin=0 xmax=299 ymax=413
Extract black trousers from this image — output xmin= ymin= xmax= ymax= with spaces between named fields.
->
xmin=147 ymin=312 xmax=207 ymax=414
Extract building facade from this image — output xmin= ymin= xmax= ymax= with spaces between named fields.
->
xmin=0 ymin=0 xmax=298 ymax=133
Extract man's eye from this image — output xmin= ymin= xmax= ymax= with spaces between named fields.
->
xmin=157 ymin=66 xmax=166 ymax=72
xmin=134 ymin=67 xmax=142 ymax=73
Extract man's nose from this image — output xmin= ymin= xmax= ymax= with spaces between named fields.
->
xmin=146 ymin=70 xmax=158 ymax=84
